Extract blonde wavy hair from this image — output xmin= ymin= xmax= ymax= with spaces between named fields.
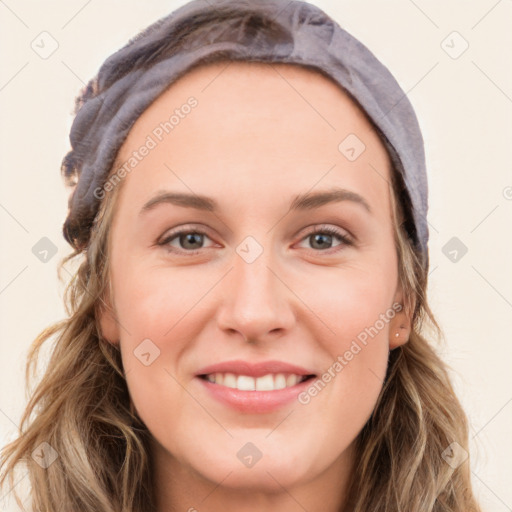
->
xmin=0 ymin=7 xmax=482 ymax=512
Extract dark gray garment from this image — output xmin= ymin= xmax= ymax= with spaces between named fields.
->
xmin=62 ymin=0 xmax=429 ymax=271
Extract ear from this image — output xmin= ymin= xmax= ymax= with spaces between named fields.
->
xmin=388 ymin=282 xmax=415 ymax=350
xmin=97 ymin=280 xmax=120 ymax=346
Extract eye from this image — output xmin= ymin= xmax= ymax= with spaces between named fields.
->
xmin=156 ymin=224 xmax=352 ymax=256
xmin=157 ymin=227 xmax=217 ymax=254
xmin=297 ymin=226 xmax=352 ymax=253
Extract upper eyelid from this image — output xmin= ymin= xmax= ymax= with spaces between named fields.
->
xmin=159 ymin=224 xmax=214 ymax=241
xmin=159 ymin=224 xmax=351 ymax=248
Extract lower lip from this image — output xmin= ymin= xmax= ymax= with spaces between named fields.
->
xmin=196 ymin=376 xmax=314 ymax=414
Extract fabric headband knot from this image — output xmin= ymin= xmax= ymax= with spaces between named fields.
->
xmin=61 ymin=0 xmax=429 ymax=272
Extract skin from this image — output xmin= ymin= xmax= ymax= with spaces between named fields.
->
xmin=99 ymin=61 xmax=413 ymax=512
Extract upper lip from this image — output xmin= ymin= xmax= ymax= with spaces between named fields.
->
xmin=196 ymin=359 xmax=316 ymax=378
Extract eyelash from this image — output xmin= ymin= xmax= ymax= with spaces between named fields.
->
xmin=157 ymin=225 xmax=352 ymax=256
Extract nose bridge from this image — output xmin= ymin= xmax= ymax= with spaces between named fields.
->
xmin=216 ymin=239 xmax=293 ymax=341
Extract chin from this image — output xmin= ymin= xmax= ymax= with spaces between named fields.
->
xmin=196 ymin=457 xmax=312 ymax=491
xmin=177 ymin=436 xmax=323 ymax=491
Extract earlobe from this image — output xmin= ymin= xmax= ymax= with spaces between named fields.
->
xmin=389 ymin=289 xmax=415 ymax=349
xmin=96 ymin=277 xmax=119 ymax=345
xmin=97 ymin=282 xmax=120 ymax=345
xmin=98 ymin=304 xmax=121 ymax=345
xmin=390 ymin=321 xmax=410 ymax=349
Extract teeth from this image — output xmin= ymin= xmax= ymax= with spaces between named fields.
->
xmin=204 ymin=372 xmax=306 ymax=391
xmin=237 ymin=375 xmax=255 ymax=391
xmin=274 ymin=374 xmax=287 ymax=390
xmin=223 ymin=373 xmax=237 ymax=388
xmin=286 ymin=374 xmax=299 ymax=387
xmin=255 ymin=374 xmax=274 ymax=391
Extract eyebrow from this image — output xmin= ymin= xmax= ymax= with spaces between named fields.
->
xmin=139 ymin=186 xmax=372 ymax=216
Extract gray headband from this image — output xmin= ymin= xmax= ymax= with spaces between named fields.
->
xmin=62 ymin=0 xmax=429 ymax=271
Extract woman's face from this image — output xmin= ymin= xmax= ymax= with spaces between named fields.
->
xmin=100 ymin=61 xmax=411 ymax=495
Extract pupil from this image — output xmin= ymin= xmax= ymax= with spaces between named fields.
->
xmin=181 ymin=233 xmax=202 ymax=249
xmin=312 ymin=233 xmax=331 ymax=250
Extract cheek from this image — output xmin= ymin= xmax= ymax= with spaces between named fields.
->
xmin=115 ymin=268 xmax=202 ymax=442
xmin=295 ymin=265 xmax=394 ymax=425
xmin=297 ymin=259 xmax=396 ymax=349
xmin=114 ymin=265 xmax=202 ymax=343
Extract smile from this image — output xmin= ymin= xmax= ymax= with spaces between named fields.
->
xmin=199 ymin=372 xmax=312 ymax=391
xmin=194 ymin=360 xmax=318 ymax=413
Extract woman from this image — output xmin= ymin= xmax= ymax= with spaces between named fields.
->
xmin=0 ymin=0 xmax=483 ymax=510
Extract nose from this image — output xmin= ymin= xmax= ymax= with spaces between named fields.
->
xmin=216 ymin=245 xmax=295 ymax=344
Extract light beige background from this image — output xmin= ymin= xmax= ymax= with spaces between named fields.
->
xmin=1 ymin=1 xmax=511 ymax=510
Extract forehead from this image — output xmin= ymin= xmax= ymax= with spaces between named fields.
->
xmin=116 ymin=60 xmax=389 ymax=159
xmin=111 ymin=60 xmax=392 ymax=217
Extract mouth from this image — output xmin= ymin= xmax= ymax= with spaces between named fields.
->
xmin=194 ymin=361 xmax=318 ymax=413
xmin=195 ymin=360 xmax=316 ymax=414
xmin=198 ymin=372 xmax=316 ymax=391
